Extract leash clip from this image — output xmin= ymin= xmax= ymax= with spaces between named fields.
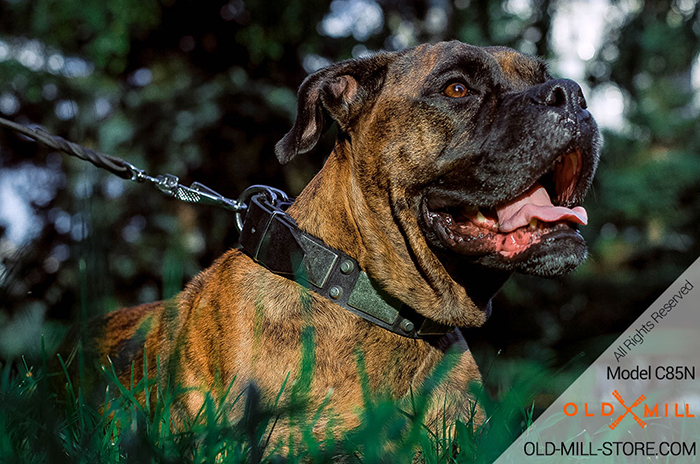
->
xmin=156 ymin=173 xmax=180 ymax=196
xmin=124 ymin=162 xmax=247 ymax=214
xmin=154 ymin=174 xmax=246 ymax=213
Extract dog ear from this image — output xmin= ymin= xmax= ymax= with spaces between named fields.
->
xmin=275 ymin=53 xmax=392 ymax=164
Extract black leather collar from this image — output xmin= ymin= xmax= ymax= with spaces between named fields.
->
xmin=238 ymin=192 xmax=454 ymax=339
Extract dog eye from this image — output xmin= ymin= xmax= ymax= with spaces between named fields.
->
xmin=443 ymin=82 xmax=470 ymax=98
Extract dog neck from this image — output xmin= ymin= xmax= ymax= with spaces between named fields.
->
xmin=286 ymin=143 xmax=495 ymax=330
xmin=287 ymin=148 xmax=366 ymax=263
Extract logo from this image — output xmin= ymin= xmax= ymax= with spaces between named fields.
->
xmin=563 ymin=390 xmax=694 ymax=430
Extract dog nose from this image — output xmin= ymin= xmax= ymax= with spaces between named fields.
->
xmin=529 ymin=78 xmax=587 ymax=112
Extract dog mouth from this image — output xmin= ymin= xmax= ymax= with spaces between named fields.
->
xmin=424 ymin=149 xmax=587 ymax=261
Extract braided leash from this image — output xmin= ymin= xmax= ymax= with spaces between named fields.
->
xmin=0 ymin=116 xmax=274 ymax=232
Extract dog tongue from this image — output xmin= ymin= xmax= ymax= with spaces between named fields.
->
xmin=496 ymin=183 xmax=588 ymax=233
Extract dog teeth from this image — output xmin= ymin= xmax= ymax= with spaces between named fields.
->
xmin=476 ymin=211 xmax=487 ymax=223
xmin=529 ymin=218 xmax=538 ymax=229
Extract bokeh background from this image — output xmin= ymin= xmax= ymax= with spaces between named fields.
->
xmin=1 ymin=0 xmax=699 ymax=407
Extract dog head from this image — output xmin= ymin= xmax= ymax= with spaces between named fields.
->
xmin=277 ymin=41 xmax=600 ymax=327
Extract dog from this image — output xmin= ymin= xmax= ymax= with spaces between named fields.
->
xmin=79 ymin=40 xmax=600 ymax=438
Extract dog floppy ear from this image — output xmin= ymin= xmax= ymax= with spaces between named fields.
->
xmin=275 ymin=53 xmax=393 ymax=164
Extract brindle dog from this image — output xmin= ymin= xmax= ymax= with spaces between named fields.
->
xmin=82 ymin=41 xmax=600 ymax=435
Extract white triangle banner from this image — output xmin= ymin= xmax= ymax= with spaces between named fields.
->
xmin=494 ymin=256 xmax=700 ymax=463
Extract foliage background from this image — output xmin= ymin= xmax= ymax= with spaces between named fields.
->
xmin=1 ymin=0 xmax=699 ymax=421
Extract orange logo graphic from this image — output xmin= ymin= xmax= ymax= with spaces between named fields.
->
xmin=610 ymin=390 xmax=646 ymax=430
xmin=563 ymin=391 xmax=694 ymax=429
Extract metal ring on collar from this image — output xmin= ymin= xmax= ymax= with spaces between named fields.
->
xmin=235 ymin=185 xmax=290 ymax=233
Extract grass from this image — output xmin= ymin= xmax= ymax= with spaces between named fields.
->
xmin=0 ymin=331 xmax=563 ymax=464
xmin=0 ymin=249 xmax=571 ymax=463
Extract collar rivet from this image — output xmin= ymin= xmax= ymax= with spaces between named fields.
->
xmin=340 ymin=260 xmax=354 ymax=274
xmin=329 ymin=286 xmax=343 ymax=299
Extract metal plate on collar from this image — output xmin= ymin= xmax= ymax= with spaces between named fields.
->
xmin=348 ymin=272 xmax=399 ymax=325
xmin=299 ymin=235 xmax=338 ymax=288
